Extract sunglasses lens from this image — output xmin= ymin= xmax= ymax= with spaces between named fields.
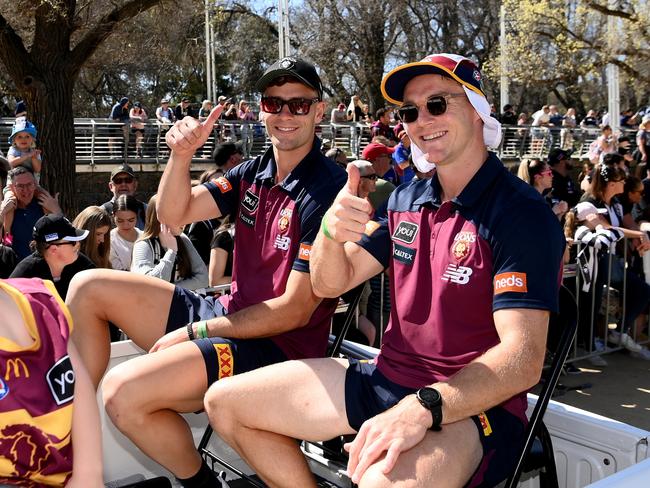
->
xmin=261 ymin=97 xmax=282 ymax=114
xmin=287 ymin=100 xmax=310 ymax=115
xmin=398 ymin=106 xmax=418 ymax=123
xmin=426 ymin=96 xmax=447 ymax=116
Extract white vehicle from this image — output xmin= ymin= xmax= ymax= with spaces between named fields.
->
xmin=101 ymin=339 xmax=650 ymax=488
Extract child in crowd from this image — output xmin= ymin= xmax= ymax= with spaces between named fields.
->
xmin=1 ymin=119 xmax=42 ymax=242
xmin=0 ymin=277 xmax=102 ymax=486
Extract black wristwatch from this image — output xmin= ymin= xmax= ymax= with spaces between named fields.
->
xmin=415 ymin=387 xmax=443 ymax=431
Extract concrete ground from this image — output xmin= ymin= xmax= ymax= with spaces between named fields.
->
xmin=547 ymin=351 xmax=650 ymax=432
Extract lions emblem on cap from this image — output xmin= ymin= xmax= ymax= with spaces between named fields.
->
xmin=280 ymin=57 xmax=296 ymax=69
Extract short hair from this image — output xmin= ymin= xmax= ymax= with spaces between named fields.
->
xmin=8 ymin=166 xmax=35 ymax=180
xmin=375 ymin=107 xmax=388 ymax=120
xmin=503 ymin=104 xmax=513 ymax=111
xmin=212 ymin=142 xmax=242 ymax=168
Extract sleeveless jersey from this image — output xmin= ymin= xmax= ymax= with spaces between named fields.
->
xmin=0 ymin=278 xmax=75 ymax=487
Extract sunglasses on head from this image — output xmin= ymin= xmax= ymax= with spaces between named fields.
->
xmin=397 ymin=93 xmax=466 ymax=123
xmin=260 ymin=96 xmax=320 ymax=116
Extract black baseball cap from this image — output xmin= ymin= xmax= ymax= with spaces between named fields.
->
xmin=33 ymin=214 xmax=88 ymax=243
xmin=547 ymin=148 xmax=573 ymax=166
xmin=110 ymin=163 xmax=136 ymax=181
xmin=255 ymin=57 xmax=323 ymax=98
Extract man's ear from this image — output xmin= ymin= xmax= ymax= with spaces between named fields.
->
xmin=314 ymin=101 xmax=326 ymax=124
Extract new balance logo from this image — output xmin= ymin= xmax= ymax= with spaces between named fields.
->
xmin=274 ymin=235 xmax=291 ymax=251
xmin=441 ymin=264 xmax=473 ymax=284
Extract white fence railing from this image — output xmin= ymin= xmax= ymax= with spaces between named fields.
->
xmin=0 ymin=118 xmax=640 ymax=168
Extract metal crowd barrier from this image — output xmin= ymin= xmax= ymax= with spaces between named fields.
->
xmin=565 ymin=237 xmax=649 ymax=364
xmin=0 ymin=118 xmax=640 ymax=169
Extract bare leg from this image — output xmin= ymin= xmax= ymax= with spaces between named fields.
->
xmin=357 ymin=419 xmax=481 ymax=488
xmin=102 ymin=341 xmax=208 ymax=478
xmin=207 ymin=358 xmax=483 ymax=488
xmin=66 ymin=269 xmax=176 ymax=388
xmin=205 ymin=358 xmax=354 ymax=488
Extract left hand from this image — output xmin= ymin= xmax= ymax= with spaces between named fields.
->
xmin=344 ymin=394 xmax=431 ymax=484
xmin=149 ymin=326 xmax=189 ymax=353
xmin=37 ymin=189 xmax=61 ymax=214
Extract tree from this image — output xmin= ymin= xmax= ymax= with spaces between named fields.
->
xmin=0 ymin=0 xmax=166 ymax=214
xmin=484 ymin=0 xmax=650 ymax=114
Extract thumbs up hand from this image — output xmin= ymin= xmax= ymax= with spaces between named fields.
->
xmin=323 ymin=164 xmax=374 ymax=243
xmin=165 ymin=105 xmax=223 ymax=158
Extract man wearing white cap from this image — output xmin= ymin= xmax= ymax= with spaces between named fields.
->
xmin=203 ymin=54 xmax=565 ymax=487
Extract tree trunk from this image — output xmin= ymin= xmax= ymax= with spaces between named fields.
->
xmin=18 ymin=63 xmax=78 ymax=217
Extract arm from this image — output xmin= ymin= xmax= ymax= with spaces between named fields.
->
xmin=67 ymin=341 xmax=103 ymax=486
xmin=157 ymin=107 xmax=224 ymax=228
xmin=151 ymin=268 xmax=323 ymax=351
xmin=310 ymin=164 xmax=383 ymax=297
xmin=345 ymin=308 xmax=549 ymax=483
xmin=585 ymin=212 xmax=647 ymax=240
xmin=7 ymin=151 xmax=35 ymax=167
xmin=130 ymin=239 xmax=175 ymax=281
xmin=175 ymin=234 xmax=209 ymax=290
xmin=208 ymin=247 xmax=231 ymax=286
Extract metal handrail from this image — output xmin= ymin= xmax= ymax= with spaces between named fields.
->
xmin=0 ymin=118 xmax=640 ymax=168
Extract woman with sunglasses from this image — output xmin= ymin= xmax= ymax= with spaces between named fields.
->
xmin=9 ymin=214 xmax=95 ymax=299
xmin=517 ymin=159 xmax=568 ymax=220
xmin=574 ymin=162 xmax=650 ymax=356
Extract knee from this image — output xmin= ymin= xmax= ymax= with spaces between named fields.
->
xmin=67 ymin=269 xmax=106 ymax=305
xmin=357 ymin=465 xmax=396 ymax=488
xmin=102 ymin=368 xmax=146 ymax=431
xmin=204 ymin=377 xmax=238 ymax=439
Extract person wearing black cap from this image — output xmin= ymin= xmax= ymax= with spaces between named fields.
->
xmin=204 ymin=53 xmax=565 ymax=488
xmin=548 ymin=148 xmax=579 ymax=207
xmin=99 ymin=163 xmax=147 ymax=230
xmin=10 ymin=214 xmax=95 ymax=299
xmin=66 ymin=56 xmax=346 ymax=488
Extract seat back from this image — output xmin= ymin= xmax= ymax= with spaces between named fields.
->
xmin=504 ymin=284 xmax=578 ymax=488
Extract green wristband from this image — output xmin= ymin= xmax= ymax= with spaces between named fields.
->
xmin=197 ymin=320 xmax=209 ymax=339
xmin=321 ymin=214 xmax=334 ymax=240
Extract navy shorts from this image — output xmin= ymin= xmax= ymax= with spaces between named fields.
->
xmin=167 ymin=286 xmax=288 ymax=386
xmin=344 ymin=359 xmax=526 ymax=488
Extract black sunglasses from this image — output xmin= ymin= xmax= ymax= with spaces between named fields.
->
xmin=260 ymin=96 xmax=320 ymax=116
xmin=397 ymin=93 xmax=466 ymax=123
xmin=361 ymin=174 xmax=378 ymax=181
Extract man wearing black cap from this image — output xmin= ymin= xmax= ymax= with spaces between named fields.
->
xmin=548 ymin=148 xmax=579 ymax=207
xmin=99 ymin=163 xmax=147 ymax=230
xmin=10 ymin=214 xmax=95 ymax=299
xmin=204 ymin=54 xmax=565 ymax=488
xmin=66 ymin=56 xmax=346 ymax=488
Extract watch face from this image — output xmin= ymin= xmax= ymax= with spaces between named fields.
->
xmin=418 ymin=387 xmax=441 ymax=406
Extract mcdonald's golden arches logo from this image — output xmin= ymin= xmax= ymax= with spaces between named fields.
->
xmin=4 ymin=358 xmax=30 ymax=381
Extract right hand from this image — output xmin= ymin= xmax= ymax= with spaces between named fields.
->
xmin=165 ymin=105 xmax=223 ymax=158
xmin=159 ymin=224 xmax=178 ymax=251
xmin=323 ymin=164 xmax=374 ymax=243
